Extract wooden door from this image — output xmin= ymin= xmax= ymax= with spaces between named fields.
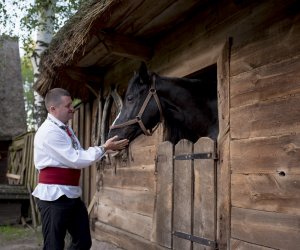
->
xmin=173 ymin=137 xmax=217 ymax=250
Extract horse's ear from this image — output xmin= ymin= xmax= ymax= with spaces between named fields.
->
xmin=139 ymin=62 xmax=150 ymax=84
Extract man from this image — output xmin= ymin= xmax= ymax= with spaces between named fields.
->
xmin=32 ymin=88 xmax=128 ymax=250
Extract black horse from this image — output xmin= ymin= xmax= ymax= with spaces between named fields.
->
xmin=108 ymin=63 xmax=218 ymax=144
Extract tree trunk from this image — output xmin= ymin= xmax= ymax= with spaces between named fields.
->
xmin=31 ymin=0 xmax=57 ymax=128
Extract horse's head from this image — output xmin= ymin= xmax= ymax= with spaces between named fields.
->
xmin=108 ymin=63 xmax=163 ymax=142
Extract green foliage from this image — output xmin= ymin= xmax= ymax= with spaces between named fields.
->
xmin=0 ymin=225 xmax=29 ymax=240
xmin=0 ymin=0 xmax=84 ymax=58
xmin=0 ymin=0 xmax=84 ymax=129
xmin=73 ymin=98 xmax=82 ymax=108
xmin=1 ymin=0 xmax=84 ymax=129
xmin=0 ymin=225 xmax=43 ymax=246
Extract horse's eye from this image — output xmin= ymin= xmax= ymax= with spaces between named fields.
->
xmin=127 ymin=95 xmax=133 ymax=101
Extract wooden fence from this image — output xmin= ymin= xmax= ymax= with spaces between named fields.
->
xmin=2 ymin=131 xmax=40 ymax=227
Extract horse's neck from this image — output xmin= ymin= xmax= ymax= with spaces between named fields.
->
xmin=158 ymin=78 xmax=193 ymax=109
xmin=157 ymin=76 xmax=217 ymax=143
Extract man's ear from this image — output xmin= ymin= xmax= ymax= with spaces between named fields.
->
xmin=49 ymin=106 xmax=55 ymax=112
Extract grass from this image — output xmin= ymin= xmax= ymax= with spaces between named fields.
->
xmin=0 ymin=225 xmax=43 ymax=247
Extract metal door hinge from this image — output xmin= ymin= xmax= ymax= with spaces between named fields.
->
xmin=173 ymin=231 xmax=218 ymax=249
xmin=174 ymin=152 xmax=218 ymax=160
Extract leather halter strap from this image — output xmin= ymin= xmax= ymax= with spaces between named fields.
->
xmin=110 ymin=75 xmax=163 ymax=136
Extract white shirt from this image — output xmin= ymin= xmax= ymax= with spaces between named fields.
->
xmin=32 ymin=113 xmax=105 ymax=201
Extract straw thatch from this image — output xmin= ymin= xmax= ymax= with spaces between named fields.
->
xmin=0 ymin=36 xmax=27 ymax=140
xmin=36 ymin=0 xmax=123 ymax=100
xmin=35 ymin=0 xmax=205 ymax=100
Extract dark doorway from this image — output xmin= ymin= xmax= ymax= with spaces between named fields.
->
xmin=186 ymin=64 xmax=218 ymax=139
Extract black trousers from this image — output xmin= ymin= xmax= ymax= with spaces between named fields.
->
xmin=37 ymin=195 xmax=92 ymax=250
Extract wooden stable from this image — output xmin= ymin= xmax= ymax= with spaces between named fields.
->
xmin=36 ymin=0 xmax=300 ymax=249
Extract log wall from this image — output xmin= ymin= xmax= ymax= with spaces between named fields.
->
xmin=229 ymin=2 xmax=300 ymax=249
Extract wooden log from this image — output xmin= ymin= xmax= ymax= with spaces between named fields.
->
xmin=103 ymin=164 xmax=156 ymax=192
xmin=27 ymin=184 xmax=37 ymax=228
xmin=20 ymin=133 xmax=28 ymax=185
xmin=79 ymin=104 xmax=85 ymax=144
xmin=231 ymin=94 xmax=300 ymax=139
xmin=77 ymin=43 xmax=109 ymax=67
xmin=231 ymin=134 xmax=300 ymax=174
xmin=88 ymin=194 xmax=97 ymax=216
xmin=0 ymin=184 xmax=29 ymax=200
xmin=99 ymin=32 xmax=152 ymax=61
xmin=231 ymin=207 xmax=300 ymax=249
xmin=98 ymin=186 xmax=155 ymax=217
xmin=230 ymin=16 xmax=300 ymax=76
xmin=94 ymin=221 xmax=167 ymax=250
xmin=97 ymin=202 xmax=152 ymax=240
xmin=173 ymin=139 xmax=193 ymax=250
xmin=217 ymin=38 xmax=230 ymax=142
xmin=100 ymin=94 xmax=111 ymax=145
xmin=25 ymin=134 xmax=31 ymax=187
xmin=90 ymin=98 xmax=99 ymax=203
xmin=231 ymin=55 xmax=300 ymax=108
xmin=118 ymin=0 xmax=175 ymax=34
xmin=230 ymin=238 xmax=275 ymax=250
xmin=232 ymin=173 xmax=300 ymax=215
xmin=96 ymin=91 xmax=102 ymax=146
xmin=216 ymin=39 xmax=231 ymax=250
xmin=84 ymin=103 xmax=91 ymax=205
xmin=151 ymin=141 xmax=173 ymax=248
xmin=29 ymin=133 xmax=36 ymax=189
xmin=9 ymin=137 xmax=24 ymax=150
xmin=72 ymin=109 xmax=81 ymax=187
xmin=6 ymin=173 xmax=21 ymax=180
xmin=128 ymin=145 xmax=158 ymax=167
xmin=217 ymin=135 xmax=230 ymax=250
xmin=128 ymin=125 xmax=163 ymax=167
xmin=150 ymin=0 xmax=289 ymax=77
xmin=138 ymin=0 xmax=207 ymax=36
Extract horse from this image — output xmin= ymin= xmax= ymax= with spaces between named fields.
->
xmin=108 ymin=63 xmax=218 ymax=144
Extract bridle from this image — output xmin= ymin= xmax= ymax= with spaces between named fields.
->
xmin=110 ymin=75 xmax=163 ymax=136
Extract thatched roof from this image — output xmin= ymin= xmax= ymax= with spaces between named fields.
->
xmin=35 ymin=0 xmax=207 ymax=100
xmin=0 ymin=37 xmax=27 ymax=139
xmin=36 ymin=0 xmax=124 ymax=100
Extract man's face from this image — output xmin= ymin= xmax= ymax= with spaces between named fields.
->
xmin=50 ymin=96 xmax=74 ymax=124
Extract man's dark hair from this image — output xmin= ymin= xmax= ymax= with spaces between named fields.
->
xmin=45 ymin=88 xmax=71 ymax=111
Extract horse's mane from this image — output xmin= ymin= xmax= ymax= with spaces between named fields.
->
xmin=163 ymin=119 xmax=200 ymax=143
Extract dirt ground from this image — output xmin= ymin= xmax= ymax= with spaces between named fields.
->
xmin=0 ymin=225 xmax=123 ymax=250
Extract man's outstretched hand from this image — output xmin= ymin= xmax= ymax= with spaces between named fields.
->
xmin=103 ymin=136 xmax=129 ymax=153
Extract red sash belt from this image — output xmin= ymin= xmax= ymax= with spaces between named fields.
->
xmin=39 ymin=167 xmax=81 ymax=186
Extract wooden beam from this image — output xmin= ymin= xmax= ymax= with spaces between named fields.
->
xmin=77 ymin=32 xmax=153 ymax=67
xmin=65 ymin=66 xmax=103 ymax=82
xmin=6 ymin=173 xmax=21 ymax=180
xmin=98 ymin=32 xmax=153 ymax=61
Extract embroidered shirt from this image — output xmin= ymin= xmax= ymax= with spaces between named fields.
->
xmin=32 ymin=113 xmax=105 ymax=201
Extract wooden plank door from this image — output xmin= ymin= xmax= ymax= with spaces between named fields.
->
xmin=173 ymin=137 xmax=217 ymax=250
xmin=173 ymin=139 xmax=193 ymax=250
xmin=193 ymin=137 xmax=217 ymax=250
